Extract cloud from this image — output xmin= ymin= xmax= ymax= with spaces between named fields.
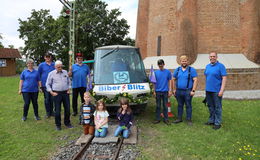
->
xmin=0 ymin=0 xmax=62 ymax=48
xmin=1 ymin=34 xmax=24 ymax=48
xmin=0 ymin=0 xmax=138 ymax=48
xmin=102 ymin=0 xmax=138 ymax=38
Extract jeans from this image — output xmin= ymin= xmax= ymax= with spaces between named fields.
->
xmin=94 ymin=127 xmax=108 ymax=137
xmin=53 ymin=92 xmax=71 ymax=127
xmin=175 ymin=89 xmax=193 ymax=120
xmin=114 ymin=126 xmax=130 ymax=138
xmin=155 ymin=91 xmax=168 ymax=121
xmin=206 ymin=91 xmax=222 ymax=125
xmin=42 ymin=87 xmax=54 ymax=116
xmin=22 ymin=92 xmax=39 ymax=117
xmin=72 ymin=87 xmax=86 ymax=114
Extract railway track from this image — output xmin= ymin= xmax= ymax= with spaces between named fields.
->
xmin=71 ymin=136 xmax=125 ymax=160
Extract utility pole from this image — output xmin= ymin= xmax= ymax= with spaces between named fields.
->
xmin=59 ymin=0 xmax=76 ymax=66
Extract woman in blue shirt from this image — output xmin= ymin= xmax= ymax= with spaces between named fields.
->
xmin=19 ymin=59 xmax=41 ymax=121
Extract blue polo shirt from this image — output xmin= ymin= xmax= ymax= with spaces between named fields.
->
xmin=38 ymin=62 xmax=55 ymax=87
xmin=173 ymin=66 xmax=197 ymax=89
xmin=204 ymin=61 xmax=227 ymax=92
xmin=155 ymin=69 xmax=172 ymax=92
xmin=72 ymin=64 xmax=90 ymax=88
xmin=20 ymin=69 xmax=40 ymax=92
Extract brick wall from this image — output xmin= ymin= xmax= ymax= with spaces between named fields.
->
xmin=176 ymin=0 xmax=197 ymax=64
xmin=136 ymin=0 xmax=260 ymax=64
xmin=146 ymin=0 xmax=178 ymax=57
xmin=197 ymin=0 xmax=241 ymax=53
xmin=196 ymin=68 xmax=260 ymax=90
xmin=136 ymin=0 xmax=150 ymax=58
xmin=240 ymin=0 xmax=260 ymax=64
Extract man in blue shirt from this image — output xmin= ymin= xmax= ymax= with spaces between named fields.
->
xmin=172 ymin=55 xmax=198 ymax=126
xmin=153 ymin=59 xmax=172 ymax=125
xmin=68 ymin=53 xmax=90 ymax=116
xmin=204 ymin=52 xmax=227 ymax=130
xmin=38 ymin=52 xmax=55 ymax=118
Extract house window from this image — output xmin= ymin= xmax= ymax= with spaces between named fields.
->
xmin=0 ymin=59 xmax=7 ymax=67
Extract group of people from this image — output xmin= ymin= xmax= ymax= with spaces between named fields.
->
xmin=18 ymin=51 xmax=226 ymax=135
xmin=153 ymin=52 xmax=227 ymax=130
xmin=19 ymin=52 xmax=88 ymax=130
xmin=18 ymin=52 xmax=134 ymax=138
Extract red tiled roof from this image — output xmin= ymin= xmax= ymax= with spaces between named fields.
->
xmin=0 ymin=48 xmax=22 ymax=58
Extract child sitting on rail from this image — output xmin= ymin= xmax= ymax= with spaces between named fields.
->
xmin=79 ymin=92 xmax=95 ymax=135
xmin=114 ymin=98 xmax=133 ymax=138
xmin=94 ymin=99 xmax=109 ymax=137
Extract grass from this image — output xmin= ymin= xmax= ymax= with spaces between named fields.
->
xmin=136 ymin=97 xmax=260 ymax=160
xmin=0 ymin=76 xmax=82 ymax=160
xmin=0 ymin=76 xmax=259 ymax=160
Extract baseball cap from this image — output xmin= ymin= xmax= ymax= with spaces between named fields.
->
xmin=45 ymin=52 xmax=52 ymax=57
xmin=76 ymin=53 xmax=83 ymax=58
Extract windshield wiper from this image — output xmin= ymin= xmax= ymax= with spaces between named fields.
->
xmin=101 ymin=46 xmax=119 ymax=59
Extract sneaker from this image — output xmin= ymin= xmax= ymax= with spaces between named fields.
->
xmin=34 ymin=116 xmax=41 ymax=120
xmin=187 ymin=120 xmax=193 ymax=126
xmin=153 ymin=120 xmax=160 ymax=124
xmin=45 ymin=114 xmax=51 ymax=119
xmin=213 ymin=125 xmax=221 ymax=130
xmin=173 ymin=119 xmax=183 ymax=124
xmin=56 ymin=126 xmax=62 ymax=131
xmin=204 ymin=122 xmax=214 ymax=125
xmin=65 ymin=124 xmax=74 ymax=129
xmin=163 ymin=120 xmax=170 ymax=125
xmin=72 ymin=112 xmax=77 ymax=116
xmin=22 ymin=116 xmax=27 ymax=121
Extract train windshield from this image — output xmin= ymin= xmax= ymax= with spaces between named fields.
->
xmin=94 ymin=48 xmax=148 ymax=85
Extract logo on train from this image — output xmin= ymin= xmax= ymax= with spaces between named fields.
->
xmin=98 ymin=84 xmax=145 ymax=92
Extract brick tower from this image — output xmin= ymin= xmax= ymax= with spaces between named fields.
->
xmin=136 ymin=0 xmax=260 ymax=64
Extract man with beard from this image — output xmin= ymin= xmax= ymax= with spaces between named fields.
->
xmin=172 ymin=55 xmax=198 ymax=125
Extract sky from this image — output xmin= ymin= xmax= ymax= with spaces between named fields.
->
xmin=0 ymin=0 xmax=138 ymax=49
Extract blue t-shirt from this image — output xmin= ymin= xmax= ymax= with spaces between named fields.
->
xmin=204 ymin=61 xmax=227 ymax=92
xmin=20 ymin=69 xmax=40 ymax=92
xmin=155 ymin=69 xmax=172 ymax=92
xmin=72 ymin=64 xmax=90 ymax=88
xmin=38 ymin=62 xmax=55 ymax=87
xmin=173 ymin=66 xmax=197 ymax=89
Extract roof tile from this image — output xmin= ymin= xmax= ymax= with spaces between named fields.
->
xmin=0 ymin=48 xmax=22 ymax=58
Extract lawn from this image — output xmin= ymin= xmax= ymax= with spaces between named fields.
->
xmin=0 ymin=76 xmax=259 ymax=160
xmin=137 ymin=96 xmax=260 ymax=160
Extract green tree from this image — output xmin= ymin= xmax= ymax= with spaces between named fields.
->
xmin=18 ymin=0 xmax=134 ymax=66
xmin=56 ymin=0 xmax=133 ymax=65
xmin=18 ymin=9 xmax=58 ymax=64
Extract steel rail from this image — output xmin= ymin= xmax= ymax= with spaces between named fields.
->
xmin=71 ymin=135 xmax=94 ymax=160
xmin=113 ymin=137 xmax=124 ymax=160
